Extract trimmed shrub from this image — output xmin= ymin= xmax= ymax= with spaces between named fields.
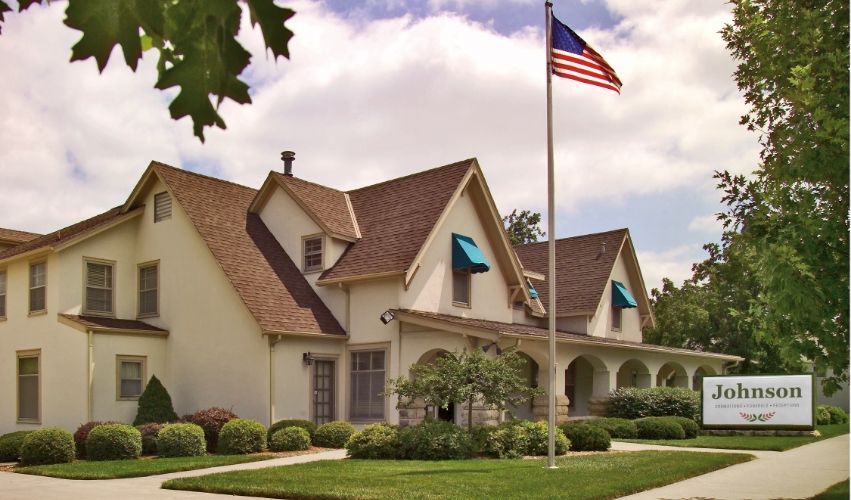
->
xmin=560 ymin=423 xmax=611 ymax=451
xmin=157 ymin=423 xmax=207 ymax=457
xmin=188 ymin=407 xmax=238 ymax=452
xmin=270 ymin=427 xmax=311 ymax=452
xmin=314 ymin=421 xmax=356 ymax=449
xmin=469 ymin=425 xmax=496 ymax=456
xmin=484 ymin=423 xmax=530 ymax=459
xmin=267 ymin=419 xmax=317 ymax=443
xmin=816 ymin=405 xmax=832 ymax=425
xmin=136 ymin=423 xmax=164 ymax=455
xmin=133 ymin=375 xmax=178 ymax=426
xmin=346 ymin=423 xmax=398 ymax=459
xmin=516 ymin=421 xmax=569 ymax=456
xmin=667 ymin=416 xmax=700 ymax=438
xmin=217 ymin=419 xmax=266 ymax=455
xmin=585 ymin=417 xmax=638 ymax=439
xmin=821 ymin=405 xmax=849 ymax=424
xmin=607 ymin=387 xmax=700 ymax=420
xmin=20 ymin=428 xmax=75 ymax=466
xmin=86 ymin=424 xmax=142 ymax=461
xmin=634 ymin=416 xmax=686 ymax=440
xmin=73 ymin=421 xmax=119 ymax=458
xmin=0 ymin=431 xmax=33 ymax=462
xmin=397 ymin=420 xmax=472 ymax=460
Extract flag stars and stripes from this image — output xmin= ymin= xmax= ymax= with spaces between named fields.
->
xmin=550 ymin=14 xmax=622 ymax=93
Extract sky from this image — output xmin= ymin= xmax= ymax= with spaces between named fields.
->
xmin=0 ymin=0 xmax=759 ymax=293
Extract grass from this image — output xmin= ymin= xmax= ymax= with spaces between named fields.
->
xmin=15 ymin=454 xmax=274 ymax=479
xmin=163 ymin=451 xmax=752 ymax=500
xmin=811 ymin=479 xmax=849 ymax=500
xmin=617 ymin=423 xmax=849 ymax=451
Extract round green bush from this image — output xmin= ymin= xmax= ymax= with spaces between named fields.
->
xmin=606 ymin=387 xmax=700 ymax=420
xmin=560 ymin=423 xmax=611 ymax=451
xmin=86 ymin=424 xmax=142 ymax=461
xmin=270 ymin=427 xmax=311 ymax=452
xmin=585 ymin=417 xmax=638 ymax=439
xmin=346 ymin=423 xmax=398 ymax=459
xmin=20 ymin=428 xmax=75 ymax=466
xmin=516 ymin=421 xmax=569 ymax=456
xmin=667 ymin=416 xmax=700 ymax=438
xmin=73 ymin=421 xmax=119 ymax=458
xmin=267 ymin=419 xmax=317 ymax=443
xmin=634 ymin=416 xmax=686 ymax=439
xmin=816 ymin=405 xmax=832 ymax=425
xmin=484 ymin=423 xmax=530 ymax=459
xmin=397 ymin=420 xmax=473 ymax=460
xmin=822 ymin=405 xmax=849 ymax=424
xmin=0 ymin=431 xmax=33 ymax=462
xmin=157 ymin=423 xmax=207 ymax=457
xmin=314 ymin=421 xmax=356 ymax=449
xmin=188 ymin=407 xmax=238 ymax=452
xmin=217 ymin=419 xmax=266 ymax=455
xmin=136 ymin=423 xmax=164 ymax=455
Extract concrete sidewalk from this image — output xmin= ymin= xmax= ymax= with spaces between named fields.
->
xmin=617 ymin=434 xmax=850 ymax=500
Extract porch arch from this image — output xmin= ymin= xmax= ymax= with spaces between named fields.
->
xmin=617 ymin=358 xmax=651 ymax=388
xmin=656 ymin=361 xmax=689 ymax=388
xmin=564 ymin=354 xmax=609 ymax=417
xmin=507 ymin=352 xmax=539 ymax=420
xmin=412 ymin=349 xmax=455 ymax=422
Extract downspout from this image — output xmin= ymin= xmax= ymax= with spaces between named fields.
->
xmin=87 ymin=330 xmax=94 ymax=422
xmin=722 ymin=359 xmax=741 ymax=375
xmin=269 ymin=335 xmax=282 ymax=425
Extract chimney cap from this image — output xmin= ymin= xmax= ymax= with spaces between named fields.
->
xmin=281 ymin=150 xmax=295 ymax=176
xmin=281 ymin=150 xmax=295 ymax=161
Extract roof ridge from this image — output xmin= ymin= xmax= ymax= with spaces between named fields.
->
xmin=346 ymin=158 xmax=475 ymax=194
xmin=514 ymin=228 xmax=628 ymax=249
xmin=151 ymin=160 xmax=256 ymax=192
xmin=273 ymin=172 xmax=346 ymax=194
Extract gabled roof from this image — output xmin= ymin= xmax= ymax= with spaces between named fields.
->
xmin=0 ymin=227 xmax=41 ymax=246
xmin=0 ymin=207 xmax=132 ymax=263
xmin=513 ymin=228 xmax=630 ymax=317
xmin=263 ymin=173 xmax=360 ymax=241
xmin=318 ymin=159 xmax=474 ymax=284
xmin=126 ymin=162 xmax=345 ymax=336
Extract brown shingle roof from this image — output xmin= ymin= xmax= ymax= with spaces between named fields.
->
xmin=0 ymin=227 xmax=41 ymax=245
xmin=151 ymin=162 xmax=345 ymax=336
xmin=0 ymin=207 xmax=125 ymax=262
xmin=319 ymin=159 xmax=473 ymax=283
xmin=60 ymin=314 xmax=168 ymax=335
xmin=514 ymin=229 xmax=628 ymax=316
xmin=274 ymin=173 xmax=359 ymax=240
xmin=395 ymin=309 xmax=741 ymax=360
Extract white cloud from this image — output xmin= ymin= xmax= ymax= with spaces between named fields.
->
xmin=637 ymin=245 xmax=703 ymax=293
xmin=688 ymin=213 xmax=723 ymax=235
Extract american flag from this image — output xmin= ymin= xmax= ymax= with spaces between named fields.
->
xmin=550 ymin=14 xmax=622 ymax=93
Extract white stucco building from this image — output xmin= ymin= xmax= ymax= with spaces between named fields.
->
xmin=0 ymin=157 xmax=741 ymax=433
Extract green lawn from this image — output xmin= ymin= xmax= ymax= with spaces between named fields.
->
xmin=811 ymin=479 xmax=849 ymax=500
xmin=163 ymin=451 xmax=752 ymax=500
xmin=16 ymin=454 xmax=274 ymax=479
xmin=617 ymin=424 xmax=849 ymax=451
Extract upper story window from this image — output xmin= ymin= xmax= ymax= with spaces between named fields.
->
xmin=0 ymin=270 xmax=6 ymax=319
xmin=452 ymin=269 xmax=471 ymax=307
xmin=303 ymin=235 xmax=323 ymax=272
xmin=154 ymin=192 xmax=172 ymax=222
xmin=85 ymin=261 xmax=114 ymax=316
xmin=138 ymin=263 xmax=159 ymax=317
xmin=611 ymin=280 xmax=637 ymax=332
xmin=450 ymin=233 xmax=490 ymax=308
xmin=29 ymin=262 xmax=46 ymax=314
xmin=611 ymin=306 xmax=622 ymax=331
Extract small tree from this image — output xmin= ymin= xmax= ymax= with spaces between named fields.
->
xmin=387 ymin=349 xmax=542 ymax=428
xmin=133 ymin=375 xmax=178 ymax=426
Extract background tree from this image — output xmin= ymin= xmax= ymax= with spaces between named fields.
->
xmin=386 ymin=349 xmax=542 ymax=428
xmin=503 ymin=209 xmax=545 ymax=246
xmin=0 ymin=0 xmax=295 ymax=142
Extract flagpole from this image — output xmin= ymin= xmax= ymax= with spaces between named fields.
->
xmin=544 ymin=0 xmax=557 ymax=470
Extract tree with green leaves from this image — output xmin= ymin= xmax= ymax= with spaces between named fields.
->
xmin=503 ymin=209 xmax=545 ymax=246
xmin=715 ymin=0 xmax=848 ymax=393
xmin=133 ymin=375 xmax=178 ymax=426
xmin=0 ymin=0 xmax=294 ymax=142
xmin=386 ymin=349 xmax=542 ymax=428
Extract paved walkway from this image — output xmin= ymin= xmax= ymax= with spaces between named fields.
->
xmin=0 ymin=436 xmax=846 ymax=500
xmin=617 ymin=434 xmax=850 ymax=500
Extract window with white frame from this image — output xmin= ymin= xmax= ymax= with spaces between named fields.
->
xmin=117 ymin=356 xmax=146 ymax=400
xmin=29 ymin=262 xmax=46 ymax=313
xmin=138 ymin=264 xmax=159 ymax=317
xmin=17 ymin=351 xmax=40 ymax=422
xmin=452 ymin=269 xmax=471 ymax=306
xmin=154 ymin=192 xmax=172 ymax=222
xmin=0 ymin=270 xmax=6 ymax=318
xmin=85 ymin=261 xmax=114 ymax=315
xmin=350 ymin=350 xmax=385 ymax=420
xmin=303 ymin=236 xmax=323 ymax=272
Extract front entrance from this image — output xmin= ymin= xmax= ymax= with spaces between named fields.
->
xmin=313 ymin=360 xmax=335 ymax=425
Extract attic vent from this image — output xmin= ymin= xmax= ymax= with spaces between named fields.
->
xmin=154 ymin=192 xmax=172 ymax=222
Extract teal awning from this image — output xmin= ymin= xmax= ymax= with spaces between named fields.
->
xmin=527 ymin=279 xmax=539 ymax=299
xmin=452 ymin=233 xmax=491 ymax=274
xmin=612 ymin=281 xmax=638 ymax=308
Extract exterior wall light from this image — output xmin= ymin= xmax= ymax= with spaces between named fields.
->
xmin=303 ymin=352 xmax=315 ymax=366
xmin=380 ymin=310 xmax=395 ymax=325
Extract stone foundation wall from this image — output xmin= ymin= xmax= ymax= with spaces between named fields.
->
xmin=532 ymin=394 xmax=570 ymax=425
xmin=587 ymin=397 xmax=608 ymax=417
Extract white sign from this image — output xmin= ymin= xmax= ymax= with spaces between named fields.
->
xmin=702 ymin=375 xmax=814 ymax=429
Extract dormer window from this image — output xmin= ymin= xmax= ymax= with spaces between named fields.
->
xmin=611 ymin=280 xmax=637 ymax=331
xmin=154 ymin=192 xmax=172 ymax=222
xmin=611 ymin=306 xmax=622 ymax=331
xmin=451 ymin=233 xmax=490 ymax=308
xmin=303 ymin=235 xmax=324 ymax=273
